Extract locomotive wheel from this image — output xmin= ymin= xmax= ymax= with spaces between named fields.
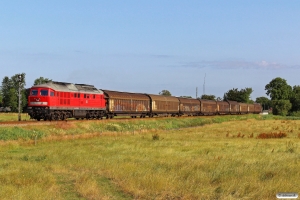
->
xmin=61 ymin=114 xmax=66 ymax=120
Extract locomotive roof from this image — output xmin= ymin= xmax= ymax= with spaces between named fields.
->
xmin=32 ymin=81 xmax=103 ymax=94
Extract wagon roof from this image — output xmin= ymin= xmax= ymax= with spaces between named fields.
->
xmin=146 ymin=94 xmax=179 ymax=102
xmin=199 ymin=99 xmax=216 ymax=103
xmin=177 ymin=97 xmax=200 ymax=104
xmin=227 ymin=100 xmax=238 ymax=105
xmin=102 ymin=90 xmax=149 ymax=100
xmin=31 ymin=81 xmax=103 ymax=94
xmin=216 ymin=101 xmax=229 ymax=105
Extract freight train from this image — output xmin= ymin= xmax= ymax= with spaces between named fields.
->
xmin=27 ymin=81 xmax=262 ymax=121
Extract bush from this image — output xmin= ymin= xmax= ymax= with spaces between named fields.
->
xmin=152 ymin=134 xmax=159 ymax=140
xmin=256 ymin=132 xmax=287 ymax=139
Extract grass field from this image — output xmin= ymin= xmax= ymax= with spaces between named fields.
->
xmin=0 ymin=114 xmax=299 ymax=199
xmin=0 ymin=113 xmax=31 ymax=122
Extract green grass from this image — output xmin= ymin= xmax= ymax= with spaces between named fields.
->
xmin=0 ymin=113 xmax=31 ymax=122
xmin=0 ymin=114 xmax=299 ymax=199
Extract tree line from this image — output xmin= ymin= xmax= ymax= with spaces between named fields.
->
xmin=0 ymin=74 xmax=51 ymax=112
xmin=159 ymin=77 xmax=300 ymax=116
xmin=0 ymin=74 xmax=298 ymax=116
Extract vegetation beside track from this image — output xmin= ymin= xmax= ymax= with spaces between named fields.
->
xmin=0 ymin=114 xmax=300 ymax=199
xmin=0 ymin=113 xmax=31 ymax=122
xmin=0 ymin=114 xmax=281 ymax=141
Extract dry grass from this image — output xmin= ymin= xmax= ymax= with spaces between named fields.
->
xmin=0 ymin=113 xmax=31 ymax=122
xmin=0 ymin=116 xmax=299 ymax=199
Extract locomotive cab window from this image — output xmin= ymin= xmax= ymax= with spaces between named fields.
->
xmin=31 ymin=90 xmax=38 ymax=96
xmin=40 ymin=90 xmax=49 ymax=96
xmin=50 ymin=91 xmax=55 ymax=96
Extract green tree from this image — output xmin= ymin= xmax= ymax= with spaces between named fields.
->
xmin=265 ymin=77 xmax=292 ymax=100
xmin=34 ymin=77 xmax=52 ymax=85
xmin=223 ymin=87 xmax=253 ymax=103
xmin=216 ymin=97 xmax=222 ymax=101
xmin=290 ymin=85 xmax=300 ymax=112
xmin=8 ymin=88 xmax=18 ymax=112
xmin=1 ymin=76 xmax=13 ymax=108
xmin=1 ymin=73 xmax=26 ymax=112
xmin=200 ymin=94 xmax=216 ymax=100
xmin=272 ymin=100 xmax=292 ymax=116
xmin=265 ymin=77 xmax=293 ymax=116
xmin=255 ymin=96 xmax=271 ymax=110
xmin=159 ymin=90 xmax=171 ymax=96
xmin=0 ymin=92 xmax=3 ymax=107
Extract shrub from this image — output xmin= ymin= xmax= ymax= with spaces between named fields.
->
xmin=152 ymin=133 xmax=159 ymax=140
xmin=256 ymin=132 xmax=287 ymax=139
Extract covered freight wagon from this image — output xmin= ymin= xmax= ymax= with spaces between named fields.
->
xmin=102 ymin=90 xmax=150 ymax=118
xmin=178 ymin=97 xmax=201 ymax=116
xmin=239 ymin=103 xmax=248 ymax=114
xmin=227 ymin=101 xmax=239 ymax=114
xmin=217 ymin=101 xmax=230 ymax=115
xmin=254 ymin=103 xmax=262 ymax=114
xmin=199 ymin=99 xmax=217 ymax=115
xmin=146 ymin=94 xmax=179 ymax=117
xmin=248 ymin=104 xmax=255 ymax=113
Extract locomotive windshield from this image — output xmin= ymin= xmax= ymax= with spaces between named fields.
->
xmin=31 ymin=90 xmax=38 ymax=96
xmin=40 ymin=90 xmax=49 ymax=96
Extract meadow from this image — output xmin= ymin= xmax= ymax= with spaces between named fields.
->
xmin=0 ymin=114 xmax=299 ymax=199
xmin=0 ymin=113 xmax=31 ymax=122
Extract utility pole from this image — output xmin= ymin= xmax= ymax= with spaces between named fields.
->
xmin=196 ymin=87 xmax=198 ymax=99
xmin=203 ymin=73 xmax=206 ymax=95
xmin=18 ymin=74 xmax=22 ymax=121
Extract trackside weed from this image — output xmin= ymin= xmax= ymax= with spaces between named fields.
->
xmin=256 ymin=132 xmax=287 ymax=139
xmin=152 ymin=133 xmax=160 ymax=140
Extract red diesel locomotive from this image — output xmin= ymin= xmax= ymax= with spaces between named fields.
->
xmin=27 ymin=81 xmax=106 ymax=121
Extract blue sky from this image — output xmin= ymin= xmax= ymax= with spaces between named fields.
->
xmin=1 ymin=1 xmax=300 ymax=100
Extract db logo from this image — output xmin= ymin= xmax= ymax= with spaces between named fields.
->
xmin=35 ymin=98 xmax=40 ymax=102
